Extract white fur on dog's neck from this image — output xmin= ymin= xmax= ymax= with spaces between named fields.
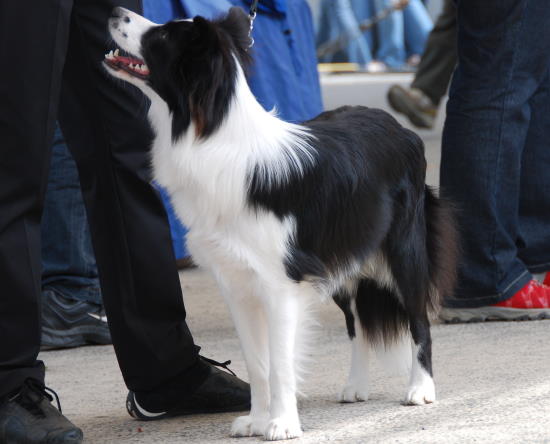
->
xmin=146 ymin=63 xmax=314 ymax=229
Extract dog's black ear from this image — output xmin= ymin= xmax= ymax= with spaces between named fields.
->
xmin=191 ymin=16 xmax=221 ymax=52
xmin=217 ymin=7 xmax=252 ymax=64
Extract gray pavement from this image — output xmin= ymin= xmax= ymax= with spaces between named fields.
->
xmin=39 ymin=76 xmax=550 ymax=443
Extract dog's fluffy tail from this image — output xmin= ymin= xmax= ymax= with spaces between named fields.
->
xmin=424 ymin=186 xmax=459 ymax=313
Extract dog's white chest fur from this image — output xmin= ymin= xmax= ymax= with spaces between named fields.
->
xmin=147 ymin=78 xmax=301 ymax=285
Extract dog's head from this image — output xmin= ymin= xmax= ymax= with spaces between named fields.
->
xmin=104 ymin=7 xmax=252 ymax=139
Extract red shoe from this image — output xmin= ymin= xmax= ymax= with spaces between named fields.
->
xmin=440 ymin=279 xmax=550 ymax=322
xmin=543 ymin=272 xmax=550 ymax=287
xmin=492 ymin=280 xmax=550 ymax=309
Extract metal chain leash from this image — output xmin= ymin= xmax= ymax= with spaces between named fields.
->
xmin=248 ymin=0 xmax=260 ymax=48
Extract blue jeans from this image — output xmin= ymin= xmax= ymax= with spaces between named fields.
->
xmin=441 ymin=0 xmax=550 ymax=308
xmin=41 ymin=123 xmax=101 ymax=304
xmin=373 ymin=0 xmax=432 ymax=68
xmin=155 ymin=184 xmax=190 ymax=260
xmin=317 ymin=0 xmax=373 ymax=64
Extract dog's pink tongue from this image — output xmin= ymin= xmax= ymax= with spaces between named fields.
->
xmin=116 ymin=55 xmax=144 ymax=66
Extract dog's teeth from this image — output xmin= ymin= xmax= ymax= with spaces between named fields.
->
xmin=109 ymin=50 xmax=114 ymax=57
xmin=129 ymin=64 xmax=134 ymax=69
xmin=114 ymin=49 xmax=120 ymax=57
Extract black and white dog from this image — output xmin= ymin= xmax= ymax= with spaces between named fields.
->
xmin=104 ymin=7 xmax=457 ymax=441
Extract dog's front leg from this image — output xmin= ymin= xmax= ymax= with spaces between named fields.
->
xmin=218 ymin=277 xmax=270 ymax=437
xmin=263 ymin=290 xmax=303 ymax=441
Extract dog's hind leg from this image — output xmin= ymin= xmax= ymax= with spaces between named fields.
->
xmin=403 ymin=314 xmax=435 ymax=405
xmin=262 ymin=284 xmax=304 ymax=441
xmin=215 ymin=272 xmax=271 ymax=437
xmin=384 ymin=222 xmax=437 ymax=405
xmin=333 ymin=293 xmax=371 ymax=402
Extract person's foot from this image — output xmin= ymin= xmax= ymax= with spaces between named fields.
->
xmin=387 ymin=85 xmax=437 ymax=129
xmin=406 ymin=54 xmax=421 ymax=69
xmin=0 ymin=379 xmax=83 ymax=443
xmin=126 ymin=358 xmax=251 ymax=421
xmin=440 ymin=279 xmax=550 ymax=323
xmin=365 ymin=60 xmax=387 ymax=73
xmin=41 ymin=289 xmax=111 ymax=350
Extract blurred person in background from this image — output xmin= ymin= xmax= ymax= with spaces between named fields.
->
xmin=439 ymin=1 xmax=550 ymax=322
xmin=387 ymin=0 xmax=456 ymax=128
xmin=371 ymin=0 xmax=432 ymax=71
xmin=316 ymin=0 xmax=386 ymax=72
xmin=314 ymin=0 xmax=433 ymax=72
xmin=234 ymin=0 xmax=323 ymax=121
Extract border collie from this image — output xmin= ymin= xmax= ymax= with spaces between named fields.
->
xmin=104 ymin=7 xmax=457 ymax=441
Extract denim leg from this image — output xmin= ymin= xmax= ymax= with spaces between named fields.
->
xmin=318 ymin=0 xmax=373 ymax=64
xmin=441 ymin=0 xmax=550 ymax=308
xmin=372 ymin=0 xmax=405 ymax=68
xmin=41 ymin=123 xmax=101 ymax=305
xmin=154 ymin=183 xmax=190 ymax=260
xmin=336 ymin=0 xmax=373 ymax=64
xmin=402 ymin=0 xmax=433 ymax=57
xmin=517 ymin=65 xmax=550 ymax=273
xmin=350 ymin=0 xmax=374 ymax=52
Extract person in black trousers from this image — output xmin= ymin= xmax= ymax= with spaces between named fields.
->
xmin=0 ymin=1 xmax=249 ymax=442
xmin=387 ymin=0 xmax=457 ymax=128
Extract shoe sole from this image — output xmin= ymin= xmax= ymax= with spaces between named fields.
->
xmin=126 ymin=392 xmax=250 ymax=421
xmin=440 ymin=306 xmax=550 ymax=323
xmin=387 ymin=86 xmax=435 ymax=129
xmin=41 ymin=326 xmax=111 ymax=350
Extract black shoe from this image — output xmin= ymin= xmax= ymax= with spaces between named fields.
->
xmin=387 ymin=85 xmax=437 ymax=129
xmin=0 ymin=379 xmax=83 ymax=444
xmin=41 ymin=289 xmax=112 ymax=350
xmin=126 ymin=357 xmax=251 ymax=420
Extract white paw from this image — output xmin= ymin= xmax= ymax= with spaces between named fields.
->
xmin=230 ymin=415 xmax=269 ymax=437
xmin=264 ymin=417 xmax=303 ymax=441
xmin=339 ymin=383 xmax=369 ymax=403
xmin=403 ymin=380 xmax=436 ymax=405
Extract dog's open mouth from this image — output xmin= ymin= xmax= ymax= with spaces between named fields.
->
xmin=104 ymin=49 xmax=149 ymax=80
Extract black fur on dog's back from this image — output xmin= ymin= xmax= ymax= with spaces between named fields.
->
xmin=250 ymin=105 xmax=458 ymax=376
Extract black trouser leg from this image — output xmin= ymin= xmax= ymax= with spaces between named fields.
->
xmin=0 ymin=0 xmax=73 ymax=398
xmin=0 ymin=0 xmax=205 ymax=398
xmin=411 ymin=0 xmax=457 ymax=106
xmin=58 ymin=0 xmax=205 ymax=393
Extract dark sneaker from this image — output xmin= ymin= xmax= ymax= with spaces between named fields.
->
xmin=0 ymin=379 xmax=83 ymax=443
xmin=440 ymin=280 xmax=550 ymax=323
xmin=387 ymin=85 xmax=437 ymax=129
xmin=126 ymin=357 xmax=251 ymax=421
xmin=41 ymin=289 xmax=111 ymax=350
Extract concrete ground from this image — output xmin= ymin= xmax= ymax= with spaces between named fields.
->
xmin=39 ymin=75 xmax=550 ymax=443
